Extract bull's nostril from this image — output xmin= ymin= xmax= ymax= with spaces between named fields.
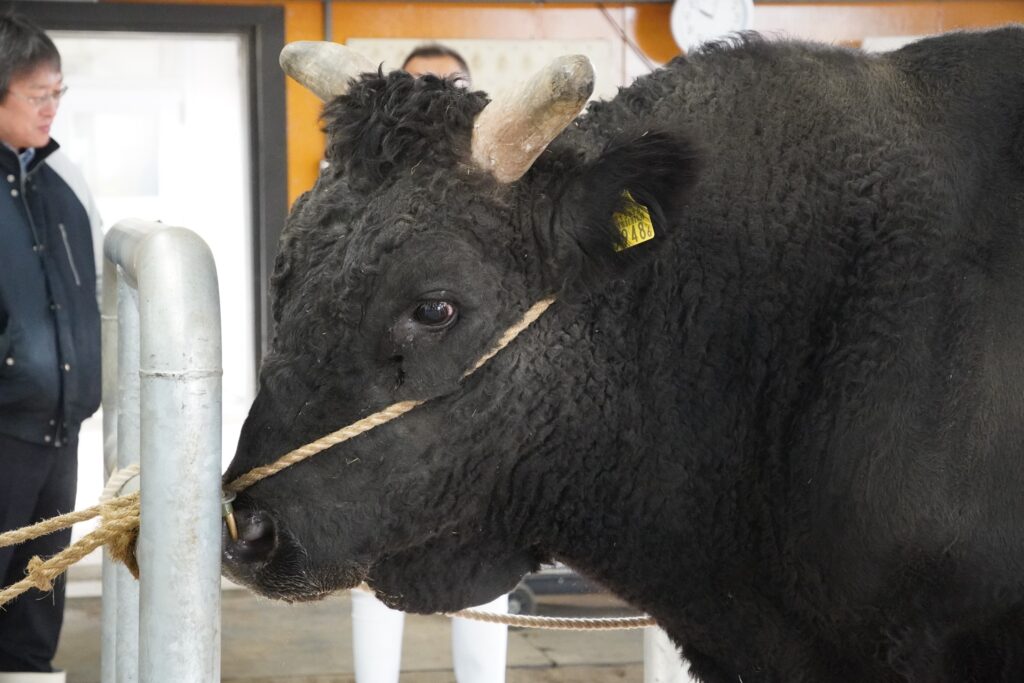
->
xmin=226 ymin=509 xmax=278 ymax=563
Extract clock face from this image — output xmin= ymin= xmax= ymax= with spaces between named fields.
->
xmin=670 ymin=0 xmax=755 ymax=52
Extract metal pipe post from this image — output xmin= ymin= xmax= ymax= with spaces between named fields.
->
xmin=114 ymin=276 xmax=141 ymax=683
xmin=100 ymin=258 xmax=119 ymax=683
xmin=102 ymin=219 xmax=223 ymax=683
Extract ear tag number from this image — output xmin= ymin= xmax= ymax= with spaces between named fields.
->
xmin=613 ymin=191 xmax=655 ymax=251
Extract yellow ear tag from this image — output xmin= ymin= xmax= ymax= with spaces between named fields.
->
xmin=613 ymin=191 xmax=655 ymax=252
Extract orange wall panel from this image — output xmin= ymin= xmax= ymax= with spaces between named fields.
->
xmin=633 ymin=4 xmax=678 ymax=63
xmin=332 ymin=2 xmax=628 ymax=41
xmin=754 ymin=1 xmax=1024 ymax=44
xmin=279 ymin=2 xmax=327 ymax=201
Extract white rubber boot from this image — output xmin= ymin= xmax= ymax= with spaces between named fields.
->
xmin=0 ymin=672 xmax=67 ymax=682
xmin=451 ymin=593 xmax=509 ymax=683
xmin=644 ymin=627 xmax=696 ymax=683
xmin=350 ymin=589 xmax=406 ymax=683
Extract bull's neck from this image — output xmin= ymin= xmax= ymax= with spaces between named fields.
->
xmin=532 ymin=227 xmax=834 ymax=633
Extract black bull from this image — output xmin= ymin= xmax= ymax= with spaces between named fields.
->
xmin=222 ymin=29 xmax=1024 ymax=682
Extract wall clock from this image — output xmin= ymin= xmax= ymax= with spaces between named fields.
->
xmin=670 ymin=0 xmax=756 ymax=52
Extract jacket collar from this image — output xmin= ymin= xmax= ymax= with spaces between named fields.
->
xmin=0 ymin=138 xmax=60 ymax=176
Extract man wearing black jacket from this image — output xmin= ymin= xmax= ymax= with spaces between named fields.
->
xmin=0 ymin=14 xmax=102 ymax=682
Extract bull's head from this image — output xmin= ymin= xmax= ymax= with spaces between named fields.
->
xmin=222 ymin=42 xmax=699 ymax=611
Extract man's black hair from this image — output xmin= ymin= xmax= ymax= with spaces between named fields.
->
xmin=400 ymin=43 xmax=471 ymax=79
xmin=0 ymin=13 xmax=61 ymax=101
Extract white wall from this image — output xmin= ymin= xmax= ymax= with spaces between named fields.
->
xmin=860 ymin=35 xmax=930 ymax=52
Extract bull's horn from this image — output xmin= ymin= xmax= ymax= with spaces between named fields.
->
xmin=471 ymin=55 xmax=594 ymax=184
xmin=280 ymin=41 xmax=377 ymax=102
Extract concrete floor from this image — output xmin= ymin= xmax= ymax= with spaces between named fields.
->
xmin=55 ymin=585 xmax=650 ymax=682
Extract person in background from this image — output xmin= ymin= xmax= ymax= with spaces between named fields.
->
xmin=401 ymin=43 xmax=472 ymax=88
xmin=349 ymin=46 xmax=508 ymax=683
xmin=0 ymin=13 xmax=103 ymax=683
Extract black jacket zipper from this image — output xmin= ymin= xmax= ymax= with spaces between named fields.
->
xmin=58 ymin=222 xmax=82 ymax=287
xmin=20 ymin=167 xmax=83 ymax=288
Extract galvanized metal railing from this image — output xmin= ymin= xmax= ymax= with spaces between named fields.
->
xmin=100 ymin=218 xmax=223 ymax=683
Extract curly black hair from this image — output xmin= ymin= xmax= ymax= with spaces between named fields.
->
xmin=321 ymin=70 xmax=489 ymax=191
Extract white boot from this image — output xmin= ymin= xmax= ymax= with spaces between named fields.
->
xmin=351 ymin=589 xmax=406 ymax=683
xmin=0 ymin=672 xmax=66 ymax=682
xmin=452 ymin=593 xmax=509 ymax=683
xmin=644 ymin=627 xmax=695 ymax=683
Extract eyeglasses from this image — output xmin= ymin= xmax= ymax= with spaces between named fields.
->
xmin=9 ymin=86 xmax=68 ymax=108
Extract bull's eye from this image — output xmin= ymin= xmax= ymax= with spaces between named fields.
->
xmin=412 ymin=300 xmax=457 ymax=327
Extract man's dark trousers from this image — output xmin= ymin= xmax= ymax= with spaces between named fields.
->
xmin=0 ymin=433 xmax=77 ymax=673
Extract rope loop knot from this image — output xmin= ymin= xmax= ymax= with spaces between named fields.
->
xmin=25 ymin=556 xmax=56 ymax=592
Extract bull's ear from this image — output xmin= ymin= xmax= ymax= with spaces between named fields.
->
xmin=545 ymin=130 xmax=701 ymax=294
